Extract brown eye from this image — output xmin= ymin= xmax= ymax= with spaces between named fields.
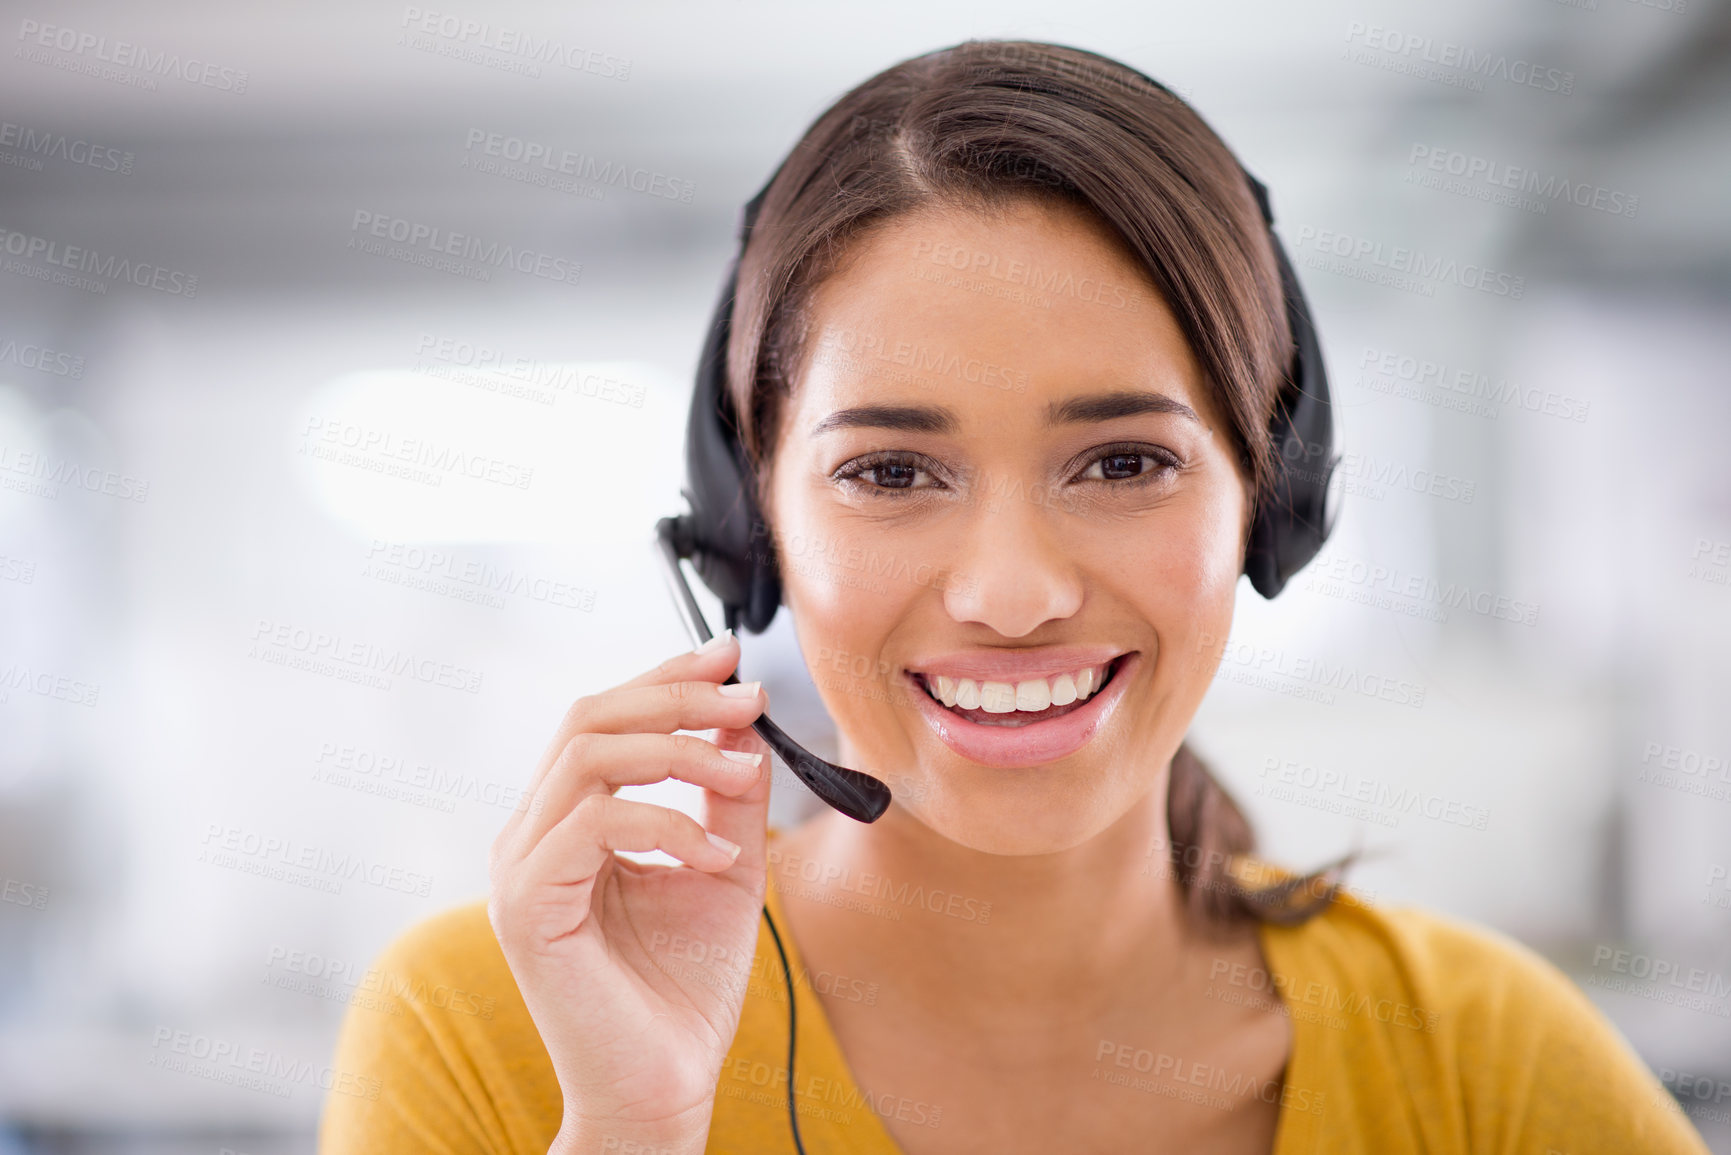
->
xmin=871 ymin=462 xmax=920 ymax=489
xmin=1098 ymin=454 xmax=1146 ymax=480
xmin=1077 ymin=444 xmax=1180 ymax=487
xmin=833 ymin=452 xmax=943 ymax=496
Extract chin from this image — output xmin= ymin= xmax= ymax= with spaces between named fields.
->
xmin=873 ymin=739 xmax=1157 ymax=858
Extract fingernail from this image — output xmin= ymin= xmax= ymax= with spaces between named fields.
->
xmin=717 ymin=680 xmax=760 ymax=698
xmin=706 ymin=831 xmax=742 ymax=860
xmin=694 ymin=629 xmax=734 ymax=655
xmin=720 ymin=749 xmax=764 ymax=767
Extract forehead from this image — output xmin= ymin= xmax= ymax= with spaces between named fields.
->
xmin=786 ymin=198 xmax=1212 ymax=432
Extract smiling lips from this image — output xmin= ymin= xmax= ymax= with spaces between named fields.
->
xmin=920 ymin=663 xmax=1111 ymax=718
xmin=902 ymin=650 xmax=1138 ymax=766
xmin=905 ymin=646 xmax=1129 ymax=729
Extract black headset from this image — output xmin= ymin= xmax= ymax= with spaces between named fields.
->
xmin=652 ymin=50 xmax=1336 ymax=1154
xmin=655 ymin=57 xmax=1335 ymax=828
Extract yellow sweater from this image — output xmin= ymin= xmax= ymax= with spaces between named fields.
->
xmin=318 ymin=850 xmax=1709 ymax=1154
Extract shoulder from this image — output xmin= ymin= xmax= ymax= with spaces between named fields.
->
xmin=1285 ymin=897 xmax=1615 ymax=1048
xmin=1279 ymin=894 xmax=1581 ymax=1019
xmin=318 ymin=901 xmax=560 ymax=1155
xmin=1261 ymin=896 xmax=1710 ymax=1153
xmin=372 ymin=900 xmax=515 ymax=999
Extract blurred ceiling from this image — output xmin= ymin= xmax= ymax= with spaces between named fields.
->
xmin=0 ymin=0 xmax=1726 ymax=293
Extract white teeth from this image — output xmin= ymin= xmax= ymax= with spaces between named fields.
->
xmin=922 ymin=663 xmax=1113 ymax=714
xmin=1050 ymin=673 xmax=1077 ymax=706
xmin=1015 ymin=679 xmax=1052 ymax=712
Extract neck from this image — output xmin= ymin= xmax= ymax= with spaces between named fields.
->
xmin=775 ymin=769 xmax=1198 ymax=1032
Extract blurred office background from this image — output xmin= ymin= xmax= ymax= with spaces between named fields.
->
xmin=1 ymin=0 xmax=1728 ymax=1150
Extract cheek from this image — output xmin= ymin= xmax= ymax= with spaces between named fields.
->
xmin=1140 ymin=529 xmax=1237 ymax=620
xmin=769 ymin=484 xmax=855 ymax=617
xmin=769 ymin=484 xmax=917 ymax=707
xmin=1194 ymin=480 xmax=1251 ymax=595
xmin=1117 ymin=482 xmax=1244 ymax=659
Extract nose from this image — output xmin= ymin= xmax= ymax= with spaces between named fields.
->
xmin=942 ymin=480 xmax=1084 ymax=637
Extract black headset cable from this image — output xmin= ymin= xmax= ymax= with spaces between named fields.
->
xmin=761 ymin=903 xmax=808 ymax=1154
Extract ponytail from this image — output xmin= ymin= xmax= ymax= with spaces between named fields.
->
xmin=1166 ymin=742 xmax=1348 ymax=928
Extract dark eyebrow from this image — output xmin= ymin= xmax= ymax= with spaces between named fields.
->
xmin=807 ymin=391 xmax=1197 ymax=437
xmin=809 ymin=404 xmax=959 ymax=436
xmin=1046 ymin=390 xmax=1199 ymax=425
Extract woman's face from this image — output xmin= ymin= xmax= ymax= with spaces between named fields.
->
xmin=763 ymin=197 xmax=1250 ymax=855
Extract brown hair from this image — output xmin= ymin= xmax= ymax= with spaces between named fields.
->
xmin=724 ymin=40 xmax=1341 ymax=928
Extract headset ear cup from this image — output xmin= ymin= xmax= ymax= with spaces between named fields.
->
xmin=1244 ymin=230 xmax=1336 ymax=598
xmin=681 ymin=255 xmax=785 ymax=635
xmin=743 ymin=547 xmax=783 ymax=634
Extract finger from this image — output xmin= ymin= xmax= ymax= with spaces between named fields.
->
xmin=701 ymin=725 xmax=774 ymax=878
xmin=512 ymin=679 xmax=766 ymax=818
xmin=521 ymin=633 xmax=743 ymax=814
xmin=547 ymin=632 xmax=742 ymax=771
xmin=516 ymin=731 xmax=766 ymax=852
xmin=567 ymin=678 xmax=769 ymax=741
xmin=522 ymin=793 xmax=741 ymax=887
xmin=502 ymin=662 xmax=764 ymax=846
xmin=614 ymin=629 xmax=741 ymax=693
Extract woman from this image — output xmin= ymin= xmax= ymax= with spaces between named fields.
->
xmin=320 ymin=41 xmax=1708 ymax=1154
